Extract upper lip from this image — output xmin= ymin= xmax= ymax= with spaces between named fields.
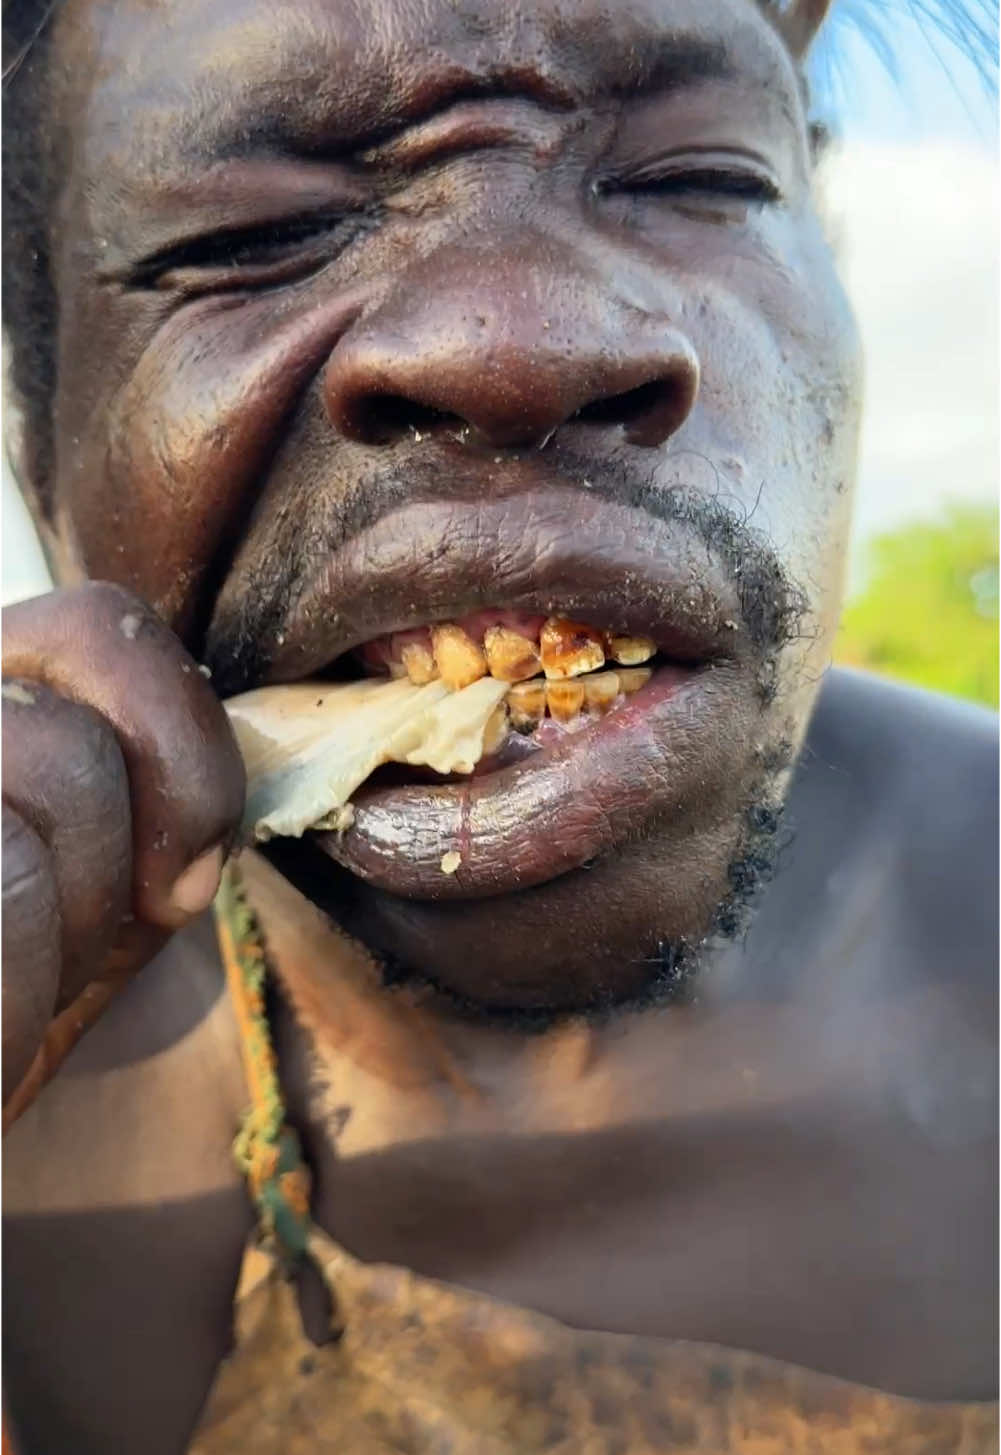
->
xmin=212 ymin=478 xmax=754 ymax=694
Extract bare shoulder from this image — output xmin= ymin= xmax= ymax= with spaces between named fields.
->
xmin=3 ymin=917 xmax=253 ymax=1455
xmin=811 ymin=666 xmax=998 ymax=806
xmin=804 ymin=668 xmax=997 ymax=974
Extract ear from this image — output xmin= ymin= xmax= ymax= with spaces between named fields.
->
xmin=775 ymin=0 xmax=835 ymax=59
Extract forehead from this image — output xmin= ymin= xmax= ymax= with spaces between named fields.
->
xmin=56 ymin=0 xmax=798 ymax=171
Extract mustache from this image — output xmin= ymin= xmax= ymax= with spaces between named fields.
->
xmin=204 ymin=439 xmax=806 ymax=692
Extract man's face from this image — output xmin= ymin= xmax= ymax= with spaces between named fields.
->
xmin=41 ymin=0 xmax=860 ymax=1012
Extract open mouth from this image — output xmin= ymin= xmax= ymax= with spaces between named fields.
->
xmin=227 ymin=603 xmax=730 ymax=903
xmin=213 ymin=486 xmax=768 ymax=905
xmin=342 ymin=608 xmax=691 ymax=772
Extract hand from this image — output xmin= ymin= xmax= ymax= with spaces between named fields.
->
xmin=2 ymin=582 xmax=245 ymax=1119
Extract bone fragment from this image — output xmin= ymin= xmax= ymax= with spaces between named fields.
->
xmin=226 ymin=674 xmax=507 ymax=841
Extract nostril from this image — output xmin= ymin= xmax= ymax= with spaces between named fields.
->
xmin=576 ymin=381 xmax=668 ymax=426
xmin=574 ymin=371 xmax=697 ymax=449
xmin=343 ymin=394 xmax=465 ymax=444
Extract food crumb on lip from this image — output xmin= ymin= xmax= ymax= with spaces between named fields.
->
xmin=440 ymin=850 xmax=462 ymax=874
xmin=313 ymin=804 xmax=356 ymax=834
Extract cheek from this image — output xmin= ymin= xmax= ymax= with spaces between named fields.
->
xmin=679 ymin=220 xmax=862 ymax=676
xmin=52 ymin=288 xmax=364 ymax=638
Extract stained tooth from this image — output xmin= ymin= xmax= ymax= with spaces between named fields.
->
xmin=401 ymin=640 xmax=439 ymax=685
xmin=617 ymin=666 xmax=652 ymax=695
xmin=431 ymin=623 xmax=487 ymax=691
xmin=582 ymin=671 xmax=620 ymax=714
xmin=388 ymin=661 xmax=409 ymax=679
xmin=607 ymin=634 xmax=656 ymax=666
xmin=483 ymin=625 xmax=541 ymax=682
xmin=546 ymin=680 xmax=586 ymax=722
xmin=481 ymin=702 xmax=509 ymax=756
xmin=539 ymin=616 xmax=605 ymax=680
xmin=506 ymin=680 xmax=547 ymax=733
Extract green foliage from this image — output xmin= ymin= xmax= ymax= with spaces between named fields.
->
xmin=835 ymin=503 xmax=999 ymax=708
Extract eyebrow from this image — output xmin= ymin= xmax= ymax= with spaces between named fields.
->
xmin=605 ymin=37 xmax=735 ymax=100
xmin=176 ymin=66 xmax=578 ymax=168
xmin=81 ymin=0 xmax=803 ymax=242
xmin=154 ymin=36 xmax=738 ymax=170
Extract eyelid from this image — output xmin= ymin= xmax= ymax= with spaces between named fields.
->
xmin=93 ymin=155 xmax=375 ymax=279
xmin=599 ymin=147 xmax=782 ymax=198
xmin=123 ymin=209 xmax=347 ymax=286
xmin=149 ymin=249 xmax=333 ymax=299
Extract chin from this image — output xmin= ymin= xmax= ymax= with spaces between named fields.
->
xmin=262 ymin=736 xmax=785 ymax=1019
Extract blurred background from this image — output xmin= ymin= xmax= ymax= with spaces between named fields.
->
xmin=2 ymin=1 xmax=998 ymax=707
xmin=812 ymin=1 xmax=999 ymax=707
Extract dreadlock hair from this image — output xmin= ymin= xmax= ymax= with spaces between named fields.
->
xmin=3 ymin=0 xmax=61 ymax=491
xmin=2 ymin=0 xmax=997 ymax=507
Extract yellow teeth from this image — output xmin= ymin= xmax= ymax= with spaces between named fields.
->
xmin=506 ymin=680 xmax=547 ymax=732
xmin=401 ymin=640 xmax=439 ymax=684
xmin=539 ymin=616 xmax=605 ymax=679
xmin=381 ymin=617 xmax=656 ymax=727
xmin=546 ymin=680 xmax=586 ymax=722
xmin=483 ymin=625 xmax=542 ymax=682
xmin=582 ymin=671 xmax=620 ymax=713
xmin=617 ymin=666 xmax=652 ymax=695
xmin=606 ymin=634 xmax=656 ymax=666
xmin=431 ymin=623 xmax=488 ymax=691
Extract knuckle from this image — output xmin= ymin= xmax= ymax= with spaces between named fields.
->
xmin=71 ymin=579 xmax=150 ymax=622
xmin=2 ymin=809 xmax=60 ymax=1101
xmin=67 ymin=580 xmax=164 ymax=652
xmin=3 ymin=686 xmax=130 ymax=838
xmin=2 ymin=807 xmax=59 ymax=927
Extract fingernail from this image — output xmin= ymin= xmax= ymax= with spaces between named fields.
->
xmin=168 ymin=844 xmax=225 ymax=918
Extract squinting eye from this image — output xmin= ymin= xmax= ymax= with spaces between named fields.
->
xmin=129 ymin=211 xmax=362 ymax=291
xmin=595 ymin=161 xmax=782 ymax=226
xmin=623 ymin=168 xmax=780 ymax=205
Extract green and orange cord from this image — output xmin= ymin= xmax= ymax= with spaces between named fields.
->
xmin=214 ymin=861 xmax=313 ymax=1266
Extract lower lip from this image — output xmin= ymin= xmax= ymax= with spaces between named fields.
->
xmin=318 ymin=661 xmax=751 ymax=900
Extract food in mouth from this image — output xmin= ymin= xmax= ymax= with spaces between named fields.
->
xmin=225 ymin=612 xmax=660 ymax=842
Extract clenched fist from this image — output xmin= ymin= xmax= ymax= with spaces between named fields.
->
xmin=2 ymin=582 xmax=245 ymax=1114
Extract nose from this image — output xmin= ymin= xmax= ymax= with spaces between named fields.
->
xmin=323 ymin=249 xmax=700 ymax=451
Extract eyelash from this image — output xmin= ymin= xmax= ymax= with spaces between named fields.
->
xmin=602 ymin=167 xmax=780 ymax=206
xmin=130 ymin=211 xmax=356 ymax=289
xmin=129 ymin=163 xmax=777 ymax=291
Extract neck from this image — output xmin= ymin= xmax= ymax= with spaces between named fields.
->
xmin=233 ymin=850 xmax=832 ymax=1169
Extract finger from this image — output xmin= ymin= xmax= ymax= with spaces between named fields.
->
xmin=3 ymin=583 xmax=245 ymax=929
xmin=2 ymin=805 xmax=61 ymax=1104
xmin=2 ymin=679 xmax=132 ymax=1005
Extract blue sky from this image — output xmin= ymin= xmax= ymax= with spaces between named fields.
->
xmin=810 ymin=1 xmax=998 ymax=147
xmin=807 ymin=2 xmax=999 ymax=566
